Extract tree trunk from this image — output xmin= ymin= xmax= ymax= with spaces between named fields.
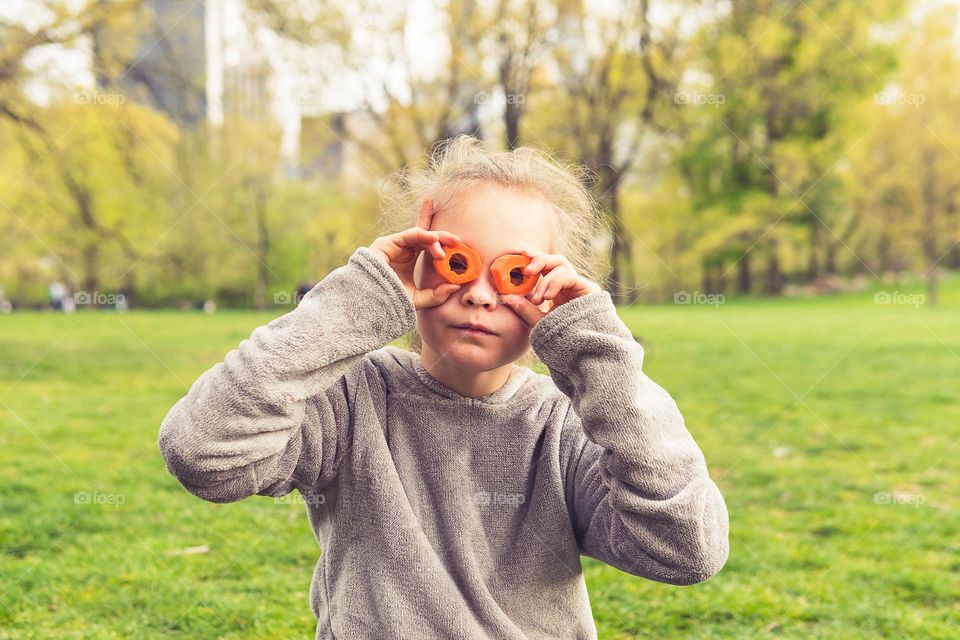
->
xmin=764 ymin=93 xmax=783 ymax=295
xmin=502 ymin=60 xmax=522 ymax=150
xmin=825 ymin=241 xmax=837 ymax=274
xmin=737 ymin=253 xmax=751 ymax=294
xmin=505 ymin=100 xmax=521 ymax=150
xmin=946 ymin=200 xmax=960 ymax=269
xmin=948 ymin=243 xmax=960 ymax=270
xmin=82 ymin=241 xmax=100 ymax=297
xmin=601 ymin=168 xmax=633 ymax=306
xmin=764 ymin=237 xmax=784 ymax=295
xmin=808 ymin=215 xmax=821 ymax=280
xmin=702 ymin=261 xmax=715 ymax=296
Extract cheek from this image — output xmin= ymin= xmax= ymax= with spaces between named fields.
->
xmin=499 ymin=309 xmax=534 ymax=338
xmin=416 ymin=306 xmax=447 ymax=334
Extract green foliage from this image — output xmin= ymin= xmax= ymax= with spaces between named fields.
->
xmin=844 ymin=4 xmax=960 ymax=278
xmin=1 ymin=0 xmax=956 ymax=308
xmin=671 ymin=0 xmax=906 ymax=292
xmin=0 ymin=110 xmax=382 ymax=309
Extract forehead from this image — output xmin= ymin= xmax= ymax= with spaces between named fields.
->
xmin=432 ymin=184 xmax=554 ymax=257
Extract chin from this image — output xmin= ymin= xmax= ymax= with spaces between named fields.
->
xmin=429 ymin=331 xmax=518 ymax=371
xmin=441 ymin=342 xmax=503 ymax=370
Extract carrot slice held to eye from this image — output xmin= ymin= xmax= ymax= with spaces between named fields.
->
xmin=434 ymin=243 xmax=537 ymax=294
xmin=434 ymin=243 xmax=483 ymax=284
xmin=491 ymin=254 xmax=536 ymax=295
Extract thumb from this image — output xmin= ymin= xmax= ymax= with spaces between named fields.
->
xmin=499 ymin=294 xmax=547 ymax=327
xmin=414 ymin=283 xmax=461 ymax=310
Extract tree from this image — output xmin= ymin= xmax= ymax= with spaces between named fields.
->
xmin=679 ymin=0 xmax=903 ymax=294
xmin=844 ymin=5 xmax=960 ymax=306
xmin=531 ymin=0 xmax=683 ymax=304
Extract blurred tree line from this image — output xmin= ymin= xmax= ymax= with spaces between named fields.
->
xmin=0 ymin=0 xmax=957 ymax=309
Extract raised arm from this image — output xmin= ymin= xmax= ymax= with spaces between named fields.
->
xmin=530 ymin=291 xmax=729 ymax=585
xmin=158 ymin=246 xmax=417 ymax=503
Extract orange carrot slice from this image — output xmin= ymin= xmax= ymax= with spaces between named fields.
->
xmin=433 ymin=243 xmax=483 ymax=284
xmin=434 ymin=242 xmax=538 ymax=294
xmin=491 ymin=254 xmax=536 ymax=295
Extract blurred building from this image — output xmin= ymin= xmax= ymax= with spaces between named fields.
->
xmin=115 ymin=0 xmax=208 ymax=126
xmin=11 ymin=0 xmax=452 ymax=184
xmin=117 ymin=0 xmax=361 ymax=180
xmin=206 ymin=0 xmax=372 ymax=183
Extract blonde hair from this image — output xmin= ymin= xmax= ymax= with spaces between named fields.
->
xmin=377 ymin=134 xmax=611 ymax=369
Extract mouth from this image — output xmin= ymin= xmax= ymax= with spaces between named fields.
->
xmin=452 ymin=323 xmax=497 ymax=336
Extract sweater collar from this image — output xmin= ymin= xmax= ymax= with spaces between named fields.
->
xmin=405 ymin=350 xmax=530 ymax=405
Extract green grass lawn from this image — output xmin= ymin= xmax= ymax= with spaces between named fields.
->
xmin=1 ymin=274 xmax=958 ymax=639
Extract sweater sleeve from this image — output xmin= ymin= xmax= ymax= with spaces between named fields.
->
xmin=529 ymin=290 xmax=729 ymax=586
xmin=158 ymin=246 xmax=417 ymax=504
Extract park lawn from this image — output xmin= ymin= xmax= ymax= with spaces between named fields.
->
xmin=1 ymin=274 xmax=957 ymax=639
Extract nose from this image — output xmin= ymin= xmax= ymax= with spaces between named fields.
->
xmin=460 ymin=271 xmax=500 ymax=309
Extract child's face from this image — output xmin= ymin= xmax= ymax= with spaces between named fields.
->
xmin=413 ymin=184 xmax=554 ymax=371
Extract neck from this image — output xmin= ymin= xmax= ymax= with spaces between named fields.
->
xmin=419 ymin=347 xmax=514 ymax=399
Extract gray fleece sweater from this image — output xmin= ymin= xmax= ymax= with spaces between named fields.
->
xmin=158 ymin=246 xmax=729 ymax=639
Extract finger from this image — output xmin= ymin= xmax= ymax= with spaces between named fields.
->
xmin=426 ymin=231 xmax=463 ymax=260
xmin=529 ymin=270 xmax=550 ymax=300
xmin=499 ymin=294 xmax=547 ymax=327
xmin=529 ymin=268 xmax=569 ymax=303
xmin=542 ymin=276 xmax=568 ymax=302
xmin=522 ymin=252 xmax=572 ymax=278
xmin=401 ymin=227 xmax=462 ymax=250
xmin=436 ymin=230 xmax=462 ymax=245
xmin=395 ymin=228 xmax=447 ymax=259
xmin=427 ymin=231 xmax=463 ymax=259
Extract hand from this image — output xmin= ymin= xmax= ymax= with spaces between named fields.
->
xmin=498 ymin=251 xmax=602 ymax=328
xmin=369 ymin=199 xmax=463 ymax=310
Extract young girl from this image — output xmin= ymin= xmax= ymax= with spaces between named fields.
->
xmin=158 ymin=135 xmax=729 ymax=639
